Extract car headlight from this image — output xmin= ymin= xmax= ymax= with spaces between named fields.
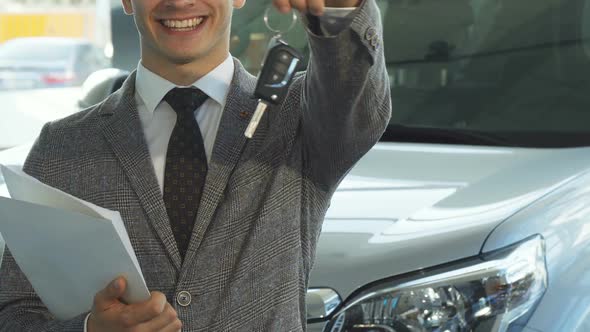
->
xmin=325 ymin=235 xmax=547 ymax=332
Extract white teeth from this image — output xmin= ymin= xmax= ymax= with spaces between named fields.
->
xmin=162 ymin=17 xmax=204 ymax=29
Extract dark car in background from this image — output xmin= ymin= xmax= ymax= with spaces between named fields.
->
xmin=0 ymin=37 xmax=110 ymax=90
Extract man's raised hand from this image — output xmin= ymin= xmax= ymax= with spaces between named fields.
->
xmin=272 ymin=0 xmax=361 ymax=16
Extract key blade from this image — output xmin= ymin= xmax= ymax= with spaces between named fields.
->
xmin=245 ymin=101 xmax=269 ymax=138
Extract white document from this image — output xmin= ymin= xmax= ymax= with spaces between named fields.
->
xmin=0 ymin=165 xmax=150 ymax=320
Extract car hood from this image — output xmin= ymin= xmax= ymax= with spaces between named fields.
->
xmin=310 ymin=142 xmax=590 ymax=299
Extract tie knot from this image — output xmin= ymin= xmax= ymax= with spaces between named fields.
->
xmin=164 ymin=87 xmax=209 ymax=116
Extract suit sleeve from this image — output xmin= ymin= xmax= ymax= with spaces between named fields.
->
xmin=300 ymin=0 xmax=392 ymax=191
xmin=0 ymin=123 xmax=87 ymax=331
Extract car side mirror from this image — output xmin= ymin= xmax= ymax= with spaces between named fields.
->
xmin=78 ymin=68 xmax=129 ymax=109
xmin=306 ymin=288 xmax=342 ymax=323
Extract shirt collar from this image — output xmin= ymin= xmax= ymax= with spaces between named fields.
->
xmin=135 ymin=55 xmax=235 ymax=114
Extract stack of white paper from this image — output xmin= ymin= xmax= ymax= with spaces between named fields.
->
xmin=0 ymin=165 xmax=150 ymax=320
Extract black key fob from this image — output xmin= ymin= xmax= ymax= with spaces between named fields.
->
xmin=254 ymin=37 xmax=303 ymax=105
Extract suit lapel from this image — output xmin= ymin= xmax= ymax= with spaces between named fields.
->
xmin=94 ymin=61 xmax=258 ymax=272
xmin=182 ymin=60 xmax=258 ymax=269
xmin=98 ymin=72 xmax=182 ymax=271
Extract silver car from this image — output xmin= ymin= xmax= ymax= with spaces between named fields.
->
xmin=3 ymin=0 xmax=590 ymax=331
xmin=0 ymin=37 xmax=110 ymax=90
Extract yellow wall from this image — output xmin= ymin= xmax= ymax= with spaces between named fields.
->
xmin=0 ymin=13 xmax=89 ymax=43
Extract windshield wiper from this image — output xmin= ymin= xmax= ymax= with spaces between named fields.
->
xmin=381 ymin=124 xmax=515 ymax=146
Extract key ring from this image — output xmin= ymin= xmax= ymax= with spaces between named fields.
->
xmin=264 ymin=6 xmax=298 ymax=37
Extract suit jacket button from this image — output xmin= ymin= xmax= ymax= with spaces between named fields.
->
xmin=371 ymin=36 xmax=380 ymax=49
xmin=365 ymin=27 xmax=377 ymax=41
xmin=177 ymin=291 xmax=192 ymax=306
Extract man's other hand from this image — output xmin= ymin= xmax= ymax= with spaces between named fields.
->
xmin=273 ymin=0 xmax=361 ymax=16
xmin=87 ymin=277 xmax=182 ymax=332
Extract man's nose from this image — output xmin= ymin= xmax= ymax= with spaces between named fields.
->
xmin=163 ymin=0 xmax=196 ymax=9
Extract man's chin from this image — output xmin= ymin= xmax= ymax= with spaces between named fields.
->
xmin=168 ymin=53 xmax=202 ymax=66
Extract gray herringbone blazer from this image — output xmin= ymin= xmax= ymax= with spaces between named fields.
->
xmin=0 ymin=1 xmax=390 ymax=331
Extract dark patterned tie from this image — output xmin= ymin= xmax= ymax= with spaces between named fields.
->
xmin=163 ymin=87 xmax=209 ymax=259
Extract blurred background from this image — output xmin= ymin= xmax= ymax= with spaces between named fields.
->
xmin=0 ymin=0 xmax=113 ymax=150
xmin=0 ymin=0 xmax=110 ymax=48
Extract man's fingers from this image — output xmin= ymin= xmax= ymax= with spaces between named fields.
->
xmin=120 ymin=291 xmax=167 ymax=326
xmin=288 ymin=0 xmax=308 ymax=13
xmin=93 ymin=277 xmax=126 ymax=311
xmin=272 ymin=0 xmax=325 ymax=16
xmin=161 ymin=321 xmax=183 ymax=332
xmin=134 ymin=302 xmax=181 ymax=331
xmin=306 ymin=0 xmax=325 ymax=16
xmin=272 ymin=0 xmax=291 ymax=13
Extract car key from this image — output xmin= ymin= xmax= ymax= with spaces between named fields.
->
xmin=245 ymin=36 xmax=303 ymax=138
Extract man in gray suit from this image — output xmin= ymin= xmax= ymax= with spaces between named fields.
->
xmin=0 ymin=0 xmax=391 ymax=331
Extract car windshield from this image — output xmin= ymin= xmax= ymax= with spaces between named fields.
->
xmin=0 ymin=39 xmax=77 ymax=62
xmin=230 ymin=0 xmax=590 ymax=148
xmin=379 ymin=0 xmax=590 ymax=148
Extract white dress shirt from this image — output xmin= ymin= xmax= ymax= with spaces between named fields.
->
xmin=83 ymin=7 xmax=356 ymax=330
xmin=136 ymin=55 xmax=233 ymax=193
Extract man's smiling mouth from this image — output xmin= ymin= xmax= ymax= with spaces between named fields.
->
xmin=159 ymin=17 xmax=206 ymax=31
